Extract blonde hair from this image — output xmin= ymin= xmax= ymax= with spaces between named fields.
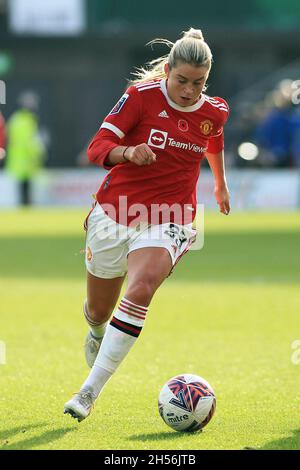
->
xmin=129 ymin=28 xmax=212 ymax=86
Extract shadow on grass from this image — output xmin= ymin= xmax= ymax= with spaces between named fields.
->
xmin=257 ymin=428 xmax=300 ymax=450
xmin=0 ymin=422 xmax=77 ymax=450
xmin=127 ymin=430 xmax=202 ymax=443
xmin=0 ymin=422 xmax=47 ymax=442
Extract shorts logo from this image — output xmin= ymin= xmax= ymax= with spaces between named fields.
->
xmin=87 ymin=246 xmax=93 ymax=262
xmin=178 ymin=119 xmax=189 ymax=132
xmin=200 ymin=119 xmax=213 ymax=135
xmin=147 ymin=129 xmax=168 ymax=149
xmin=164 ymin=223 xmax=187 ymax=249
xmin=109 ymin=94 xmax=129 ymax=115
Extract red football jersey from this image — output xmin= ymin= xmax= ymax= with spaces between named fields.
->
xmin=88 ymin=78 xmax=229 ymax=226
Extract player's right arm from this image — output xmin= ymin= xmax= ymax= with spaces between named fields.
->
xmin=106 ymin=143 xmax=156 ymax=166
xmin=87 ymin=87 xmax=156 ymax=168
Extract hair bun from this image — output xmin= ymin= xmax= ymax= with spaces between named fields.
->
xmin=183 ymin=28 xmax=204 ymax=41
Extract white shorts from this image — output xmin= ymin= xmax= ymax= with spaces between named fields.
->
xmin=85 ymin=203 xmax=197 ymax=279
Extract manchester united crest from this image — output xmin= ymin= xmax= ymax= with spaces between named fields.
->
xmin=200 ymin=119 xmax=213 ymax=135
xmin=86 ymin=246 xmax=93 ymax=262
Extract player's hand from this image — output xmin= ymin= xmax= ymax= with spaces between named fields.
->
xmin=126 ymin=144 xmax=157 ymax=166
xmin=214 ymin=184 xmax=230 ymax=215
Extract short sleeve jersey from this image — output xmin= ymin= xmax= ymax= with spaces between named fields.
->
xmin=94 ymin=78 xmax=229 ymax=225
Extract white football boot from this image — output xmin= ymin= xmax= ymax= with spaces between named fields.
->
xmin=64 ymin=389 xmax=96 ymax=422
xmin=84 ymin=331 xmax=104 ymax=368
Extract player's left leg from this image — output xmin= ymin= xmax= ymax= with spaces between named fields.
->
xmin=125 ymin=246 xmax=172 ymax=305
xmin=64 ymin=247 xmax=172 ymax=422
xmin=88 ymin=247 xmax=172 ymax=387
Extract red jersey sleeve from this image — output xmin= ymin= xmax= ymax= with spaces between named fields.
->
xmin=87 ymin=131 xmax=120 ymax=169
xmin=87 ymin=86 xmax=142 ymax=168
xmin=206 ymin=97 xmax=229 ymax=154
xmin=101 ymin=86 xmax=142 ymax=137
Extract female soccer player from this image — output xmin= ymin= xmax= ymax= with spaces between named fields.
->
xmin=64 ymin=27 xmax=230 ymax=421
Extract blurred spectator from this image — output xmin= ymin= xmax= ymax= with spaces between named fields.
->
xmin=0 ymin=110 xmax=6 ymax=162
xmin=253 ymin=80 xmax=294 ymax=167
xmin=5 ymin=91 xmax=46 ymax=205
xmin=254 ymin=79 xmax=300 ymax=167
xmin=290 ymin=106 xmax=300 ymax=167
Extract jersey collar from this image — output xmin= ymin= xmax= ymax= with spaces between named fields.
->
xmin=160 ymin=79 xmax=206 ymax=112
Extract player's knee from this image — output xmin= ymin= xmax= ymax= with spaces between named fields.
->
xmin=127 ymin=275 xmax=159 ymax=305
xmin=86 ymin=300 xmax=111 ymax=324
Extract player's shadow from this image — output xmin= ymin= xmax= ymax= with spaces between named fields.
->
xmin=127 ymin=430 xmax=202 ymax=443
xmin=0 ymin=422 xmax=76 ymax=450
xmin=257 ymin=428 xmax=300 ymax=450
xmin=0 ymin=422 xmax=47 ymax=442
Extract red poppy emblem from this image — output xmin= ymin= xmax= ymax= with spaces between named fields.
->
xmin=178 ymin=120 xmax=189 ymax=132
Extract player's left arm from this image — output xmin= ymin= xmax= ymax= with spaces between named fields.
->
xmin=205 ymin=149 xmax=230 ymax=215
xmin=205 ymin=98 xmax=230 ymax=215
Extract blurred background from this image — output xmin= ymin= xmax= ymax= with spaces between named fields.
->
xmin=0 ymin=0 xmax=300 ymax=209
xmin=1 ymin=1 xmax=300 ymax=450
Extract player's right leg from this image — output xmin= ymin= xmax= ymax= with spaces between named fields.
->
xmin=84 ymin=271 xmax=125 ymax=368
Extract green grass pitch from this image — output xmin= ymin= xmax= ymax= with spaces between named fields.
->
xmin=0 ymin=208 xmax=300 ymax=450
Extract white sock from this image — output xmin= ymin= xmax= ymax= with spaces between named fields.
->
xmin=80 ymin=297 xmax=148 ymax=398
xmin=83 ymin=299 xmax=107 ymax=339
xmin=81 ymin=365 xmax=112 ymax=397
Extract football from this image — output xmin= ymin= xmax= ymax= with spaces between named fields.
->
xmin=158 ymin=374 xmax=216 ymax=432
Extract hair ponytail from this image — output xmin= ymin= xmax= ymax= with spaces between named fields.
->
xmin=182 ymin=28 xmax=204 ymax=41
xmin=129 ymin=27 xmax=212 ymax=86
